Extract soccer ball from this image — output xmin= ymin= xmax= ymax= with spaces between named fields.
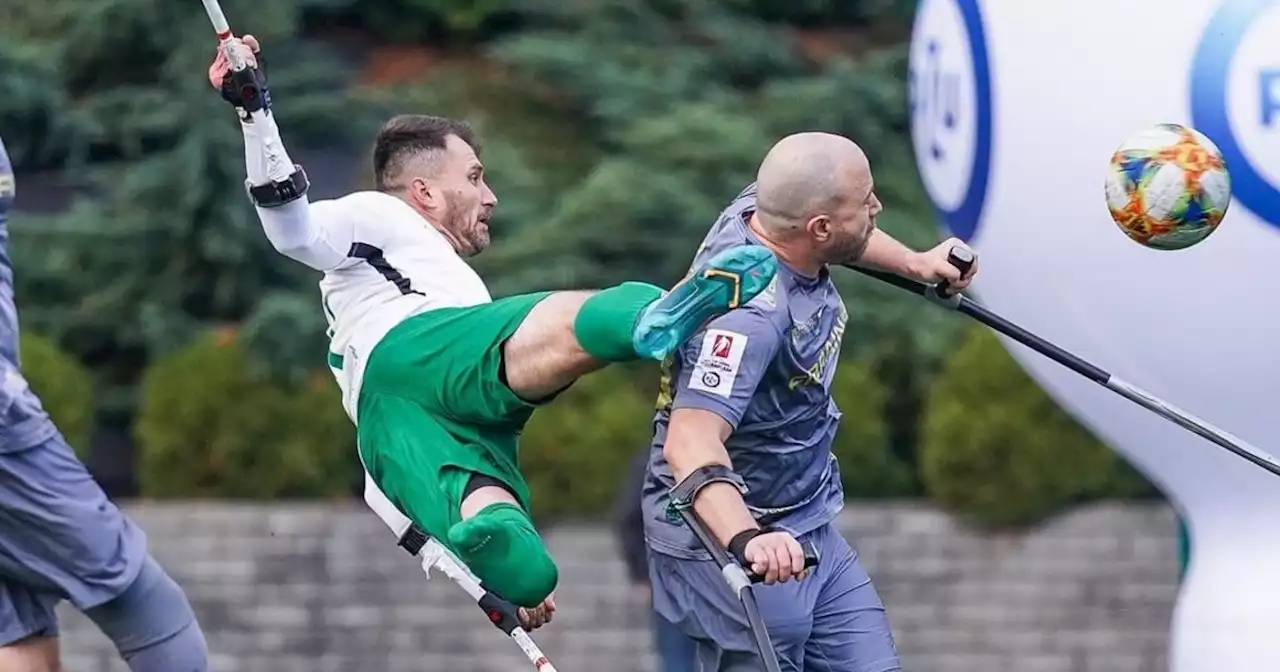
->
xmin=1104 ymin=123 xmax=1231 ymax=250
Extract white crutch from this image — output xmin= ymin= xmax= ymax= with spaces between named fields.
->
xmin=364 ymin=474 xmax=559 ymax=672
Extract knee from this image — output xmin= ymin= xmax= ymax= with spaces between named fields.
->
xmin=85 ymin=556 xmax=208 ymax=669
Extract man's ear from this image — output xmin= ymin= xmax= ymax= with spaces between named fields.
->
xmin=408 ymin=176 xmax=438 ymax=210
xmin=807 ymin=215 xmax=832 ymax=243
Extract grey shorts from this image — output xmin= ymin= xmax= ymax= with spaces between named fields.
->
xmin=0 ymin=435 xmax=146 ymax=645
xmin=648 ymin=522 xmax=901 ymax=672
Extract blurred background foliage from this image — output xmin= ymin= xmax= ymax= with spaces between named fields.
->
xmin=3 ymin=0 xmax=1159 ymax=528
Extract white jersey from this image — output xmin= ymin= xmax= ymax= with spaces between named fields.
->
xmin=255 ymin=190 xmax=491 ymax=421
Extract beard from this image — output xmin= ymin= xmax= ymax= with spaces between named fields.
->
xmin=827 ymin=227 xmax=873 ymax=265
xmin=441 ymin=193 xmax=491 ymax=257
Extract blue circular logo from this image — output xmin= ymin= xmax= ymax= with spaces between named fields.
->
xmin=1190 ymin=0 xmax=1280 ymax=228
xmin=908 ymin=0 xmax=994 ymax=243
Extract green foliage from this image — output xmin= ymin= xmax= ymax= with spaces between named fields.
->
xmin=237 ymin=290 xmax=330 ymax=386
xmin=920 ymin=327 xmax=1155 ymax=529
xmin=305 ymin=0 xmax=523 ymax=44
xmin=134 ymin=332 xmax=356 ymax=499
xmin=7 ymin=0 xmax=376 ymax=419
xmin=519 ymin=364 xmax=657 ymax=521
xmin=829 ymin=358 xmax=915 ymax=498
xmin=18 ymin=331 xmax=94 ymax=456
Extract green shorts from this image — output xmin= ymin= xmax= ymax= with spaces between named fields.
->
xmin=355 ymin=292 xmax=552 ymax=549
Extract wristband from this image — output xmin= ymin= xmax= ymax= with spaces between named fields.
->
xmin=727 ymin=526 xmax=774 ymax=567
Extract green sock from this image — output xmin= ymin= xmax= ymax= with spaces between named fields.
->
xmin=448 ymin=502 xmax=559 ymax=608
xmin=572 ymin=281 xmax=664 ymax=361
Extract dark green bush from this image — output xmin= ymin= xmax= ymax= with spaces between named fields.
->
xmin=829 ymin=358 xmax=915 ymax=498
xmin=920 ymin=327 xmax=1154 ymax=529
xmin=134 ymin=331 xmax=356 ymax=499
xmin=18 ymin=330 xmax=93 ymax=455
xmin=519 ymin=363 xmax=658 ymax=521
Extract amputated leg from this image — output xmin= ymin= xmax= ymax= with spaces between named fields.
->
xmin=447 ymin=471 xmax=558 ymax=609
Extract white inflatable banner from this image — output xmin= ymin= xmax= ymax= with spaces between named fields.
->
xmin=909 ymin=1 xmax=1280 ymax=669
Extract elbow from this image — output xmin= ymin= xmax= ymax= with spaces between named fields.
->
xmin=661 ymin=436 xmax=683 ymax=475
xmin=662 ymin=419 xmax=695 ymax=472
xmin=268 ymin=238 xmax=311 ymax=260
xmin=256 ymin=200 xmax=320 ymax=260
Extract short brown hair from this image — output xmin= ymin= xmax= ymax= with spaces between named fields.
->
xmin=371 ymin=115 xmax=481 ymax=191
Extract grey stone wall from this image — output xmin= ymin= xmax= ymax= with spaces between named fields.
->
xmin=53 ymin=502 xmax=1179 ymax=672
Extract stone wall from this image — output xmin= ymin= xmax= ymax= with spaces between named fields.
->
xmin=54 ymin=502 xmax=1180 ymax=672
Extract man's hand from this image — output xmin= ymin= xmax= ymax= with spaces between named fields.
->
xmin=742 ymin=531 xmax=809 ymax=585
xmin=207 ymin=35 xmax=260 ymax=90
xmin=207 ymin=35 xmax=270 ymax=115
xmin=517 ymin=594 xmax=556 ymax=631
xmin=904 ymin=237 xmax=979 ymax=295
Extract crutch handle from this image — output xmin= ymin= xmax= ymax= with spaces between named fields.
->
xmin=746 ymin=540 xmax=820 ymax=583
xmin=933 ymin=245 xmax=975 ymax=298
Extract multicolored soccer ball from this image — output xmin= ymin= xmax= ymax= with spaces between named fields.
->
xmin=1104 ymin=123 xmax=1231 ymax=250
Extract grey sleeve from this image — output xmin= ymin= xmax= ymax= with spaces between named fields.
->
xmin=669 ymin=305 xmax=782 ymax=429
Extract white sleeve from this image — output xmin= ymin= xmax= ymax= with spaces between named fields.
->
xmin=253 ymin=198 xmax=355 ymax=272
xmin=241 ymin=114 xmax=355 ymax=272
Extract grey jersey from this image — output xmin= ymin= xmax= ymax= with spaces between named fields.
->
xmin=642 ymin=184 xmax=848 ymax=560
xmin=0 ymin=137 xmax=58 ymax=453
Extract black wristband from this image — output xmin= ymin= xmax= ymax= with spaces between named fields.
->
xmin=727 ymin=527 xmax=766 ymax=567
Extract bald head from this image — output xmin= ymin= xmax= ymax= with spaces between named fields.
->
xmin=754 ymin=132 xmax=871 ymax=232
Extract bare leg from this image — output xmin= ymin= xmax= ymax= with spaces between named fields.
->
xmin=459 ymin=485 xmax=522 ymax=519
xmin=0 ymin=635 xmax=60 ymax=672
xmin=502 ymin=245 xmax=780 ymax=402
xmin=501 ymin=291 xmax=606 ymax=401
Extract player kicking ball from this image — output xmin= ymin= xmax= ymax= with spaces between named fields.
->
xmin=207 ymin=36 xmax=778 ymax=629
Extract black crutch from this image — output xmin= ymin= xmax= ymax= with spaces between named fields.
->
xmin=846 ymin=247 xmax=1280 ymax=479
xmin=677 ymin=508 xmax=820 ymax=672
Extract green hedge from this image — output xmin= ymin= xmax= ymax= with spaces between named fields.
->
xmin=134 ymin=331 xmax=357 ymax=499
xmin=919 ymin=327 xmax=1154 ymax=529
xmin=519 ymin=364 xmax=655 ymax=521
xmin=18 ymin=330 xmax=93 ymax=456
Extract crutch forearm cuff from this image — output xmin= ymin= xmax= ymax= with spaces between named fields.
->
xmin=668 ymin=463 xmax=747 ymax=510
xmin=247 ymin=165 xmax=309 ymax=208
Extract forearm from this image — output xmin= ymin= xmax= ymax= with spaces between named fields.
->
xmin=240 ymin=115 xmax=345 ymax=271
xmin=664 ymin=428 xmax=759 ymax=547
xmin=846 ymin=228 xmax=919 ymax=276
xmin=241 ymin=112 xmax=296 ymax=186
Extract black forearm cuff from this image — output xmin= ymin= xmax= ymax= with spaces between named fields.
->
xmin=668 ymin=463 xmax=748 ymax=511
xmin=247 ymin=165 xmax=309 ymax=208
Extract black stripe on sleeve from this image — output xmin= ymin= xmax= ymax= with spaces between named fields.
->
xmin=348 ymin=242 xmax=423 ymax=296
